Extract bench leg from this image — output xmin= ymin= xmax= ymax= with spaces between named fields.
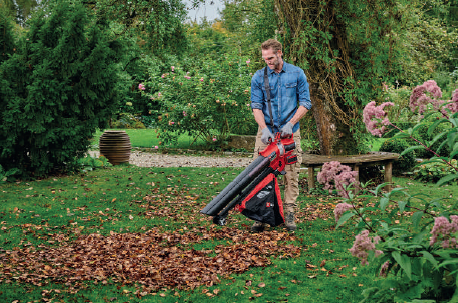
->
xmin=307 ymin=167 xmax=315 ymax=192
xmin=385 ymin=161 xmax=393 ymax=192
xmin=353 ymin=165 xmax=360 ymax=182
xmin=353 ymin=165 xmax=360 ymax=194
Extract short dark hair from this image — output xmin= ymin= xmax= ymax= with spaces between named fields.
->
xmin=261 ymin=39 xmax=282 ymax=53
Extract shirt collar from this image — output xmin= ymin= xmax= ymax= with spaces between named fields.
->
xmin=266 ymin=61 xmax=287 ymax=74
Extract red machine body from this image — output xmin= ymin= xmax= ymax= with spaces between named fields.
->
xmin=259 ymin=133 xmax=297 ymax=173
xmin=200 ymin=133 xmax=297 ymax=226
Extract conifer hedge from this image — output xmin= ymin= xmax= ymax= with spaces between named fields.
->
xmin=0 ymin=1 xmax=122 ymax=178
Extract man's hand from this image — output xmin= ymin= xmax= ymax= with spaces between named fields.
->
xmin=261 ymin=127 xmax=275 ymax=145
xmin=280 ymin=122 xmax=294 ymax=137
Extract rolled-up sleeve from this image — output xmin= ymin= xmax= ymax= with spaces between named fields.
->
xmin=297 ymin=70 xmax=312 ymax=110
xmin=250 ymin=71 xmax=264 ymax=110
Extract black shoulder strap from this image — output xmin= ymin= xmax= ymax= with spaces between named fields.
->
xmin=263 ymin=67 xmax=277 ymax=132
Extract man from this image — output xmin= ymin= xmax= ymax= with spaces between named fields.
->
xmin=250 ymin=39 xmax=312 ymax=232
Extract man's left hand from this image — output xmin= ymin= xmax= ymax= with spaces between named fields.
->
xmin=280 ymin=122 xmax=294 ymax=137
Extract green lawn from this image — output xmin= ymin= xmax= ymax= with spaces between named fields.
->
xmin=91 ymin=129 xmax=321 ymax=152
xmin=1 ymin=163 xmax=456 ymax=302
xmin=91 ymin=129 xmax=209 ymax=150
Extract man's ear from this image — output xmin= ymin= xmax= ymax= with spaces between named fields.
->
xmin=277 ymin=50 xmax=283 ymax=57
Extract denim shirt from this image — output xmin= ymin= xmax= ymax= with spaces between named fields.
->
xmin=250 ymin=62 xmax=312 ymax=133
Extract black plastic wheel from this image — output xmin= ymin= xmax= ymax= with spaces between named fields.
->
xmin=213 ymin=216 xmax=227 ymax=226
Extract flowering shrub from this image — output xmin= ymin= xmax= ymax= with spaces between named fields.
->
xmin=141 ymin=54 xmax=257 ymax=147
xmin=317 ymin=161 xmax=359 ymax=198
xmin=349 ymin=230 xmax=383 ymax=266
xmin=409 ymin=80 xmax=443 ymax=114
xmin=430 ymin=216 xmax=458 ymax=249
xmin=413 ymin=159 xmax=458 ymax=183
xmin=333 ymin=202 xmax=353 ymax=222
xmin=335 ymin=80 xmax=458 ymax=302
xmin=363 ymin=101 xmax=394 ymax=137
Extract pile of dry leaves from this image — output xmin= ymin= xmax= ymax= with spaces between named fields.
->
xmin=0 ymin=226 xmax=301 ymax=294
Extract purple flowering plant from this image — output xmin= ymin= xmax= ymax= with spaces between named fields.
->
xmin=331 ymin=80 xmax=458 ymax=302
xmin=317 ymin=161 xmax=359 ymax=198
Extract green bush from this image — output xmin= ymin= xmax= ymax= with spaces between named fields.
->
xmin=338 ymin=81 xmax=458 ymax=303
xmin=379 ymin=138 xmax=417 ymax=175
xmin=411 ymin=121 xmax=452 ymax=159
xmin=383 ymin=122 xmax=416 ymax=138
xmin=0 ymin=0 xmax=122 ymax=178
xmin=413 ymin=159 xmax=458 ymax=183
xmin=109 ymin=113 xmax=146 ymax=129
xmin=0 ymin=12 xmax=15 ymax=66
xmin=77 ymin=155 xmax=112 ymax=172
xmin=143 ymin=53 xmax=258 ymax=147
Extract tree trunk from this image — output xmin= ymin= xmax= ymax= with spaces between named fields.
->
xmin=275 ymin=0 xmax=360 ymax=156
xmin=309 ymin=83 xmax=358 ymax=156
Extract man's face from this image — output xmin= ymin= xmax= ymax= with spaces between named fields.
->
xmin=262 ymin=48 xmax=282 ymax=71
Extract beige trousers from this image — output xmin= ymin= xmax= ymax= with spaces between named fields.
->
xmin=253 ymin=128 xmax=303 ymax=213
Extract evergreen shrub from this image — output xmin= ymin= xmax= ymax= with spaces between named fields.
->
xmin=0 ymin=1 xmax=122 ymax=178
xmin=0 ymin=11 xmax=15 ymax=65
xmin=379 ymin=138 xmax=416 ymax=175
xmin=411 ymin=121 xmax=452 ymax=159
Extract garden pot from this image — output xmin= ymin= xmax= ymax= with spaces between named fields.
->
xmin=99 ymin=130 xmax=131 ymax=165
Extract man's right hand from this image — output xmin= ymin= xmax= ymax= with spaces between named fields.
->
xmin=261 ymin=127 xmax=274 ymax=145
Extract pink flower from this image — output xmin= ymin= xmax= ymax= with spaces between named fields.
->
xmin=200 ymin=77 xmax=204 ymax=82
xmin=184 ymin=76 xmax=191 ymax=79
xmin=317 ymin=161 xmax=359 ymax=198
xmin=410 ymin=80 xmax=444 ymax=114
xmin=212 ymin=137 xmax=217 ymax=141
xmin=154 ymin=146 xmax=158 ymax=149
xmin=349 ymin=230 xmax=383 ymax=265
xmin=430 ymin=216 xmax=458 ymax=248
xmin=183 ymin=111 xmax=187 ymax=116
xmin=161 ymin=74 xmax=165 ymax=78
xmin=445 ymin=89 xmax=458 ymax=114
xmin=138 ymin=83 xmax=145 ymax=91
xmin=246 ymin=60 xmax=250 ymax=64
xmin=168 ymin=121 xmax=175 ymax=125
xmin=171 ymin=66 xmax=175 ymax=71
xmin=158 ymin=92 xmax=162 ymax=97
xmin=379 ymin=261 xmax=390 ymax=277
xmin=363 ymin=101 xmax=394 ymax=137
xmin=334 ymin=203 xmax=353 ymax=222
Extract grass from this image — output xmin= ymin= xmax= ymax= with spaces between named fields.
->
xmin=91 ymin=129 xmax=318 ymax=153
xmin=369 ymin=137 xmax=386 ymax=152
xmin=91 ymin=129 xmax=209 ymax=150
xmin=0 ymin=164 xmax=457 ymax=302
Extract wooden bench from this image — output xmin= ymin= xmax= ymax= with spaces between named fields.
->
xmin=301 ymin=152 xmax=400 ymax=192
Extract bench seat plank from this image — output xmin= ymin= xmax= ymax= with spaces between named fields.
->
xmin=301 ymin=152 xmax=399 ymax=192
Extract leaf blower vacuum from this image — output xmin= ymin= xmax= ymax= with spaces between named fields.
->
xmin=200 ymin=133 xmax=297 ymax=226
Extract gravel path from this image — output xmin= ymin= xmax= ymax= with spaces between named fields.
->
xmin=88 ymin=150 xmax=253 ymax=168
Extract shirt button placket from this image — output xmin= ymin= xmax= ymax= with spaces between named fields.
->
xmin=277 ymin=75 xmax=281 ymax=127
